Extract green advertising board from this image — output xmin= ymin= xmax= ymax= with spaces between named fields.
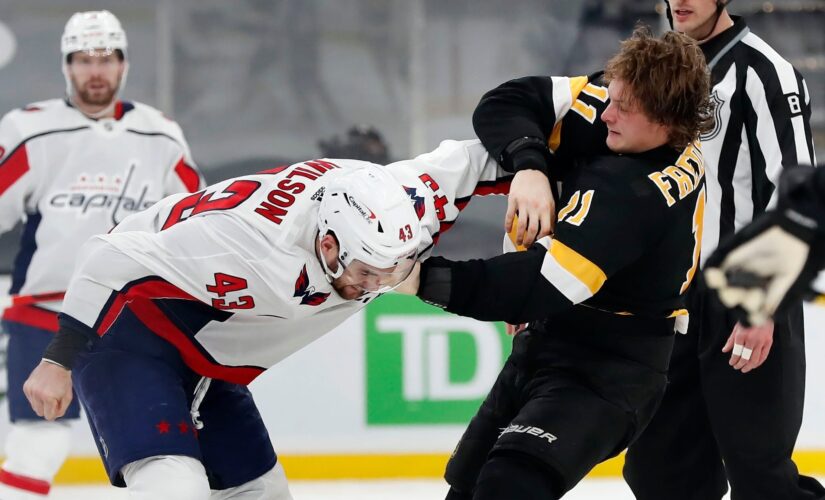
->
xmin=366 ymin=293 xmax=512 ymax=425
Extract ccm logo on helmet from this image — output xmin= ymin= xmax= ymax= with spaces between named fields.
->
xmin=255 ymin=160 xmax=339 ymax=225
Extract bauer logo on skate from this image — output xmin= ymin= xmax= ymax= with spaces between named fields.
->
xmin=500 ymin=424 xmax=558 ymax=444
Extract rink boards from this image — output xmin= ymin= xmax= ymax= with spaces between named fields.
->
xmin=1 ymin=293 xmax=823 ymax=481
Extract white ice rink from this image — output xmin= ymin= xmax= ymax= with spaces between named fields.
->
xmin=40 ymin=477 xmax=763 ymax=499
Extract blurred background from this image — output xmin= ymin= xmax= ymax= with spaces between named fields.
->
xmin=0 ymin=0 xmax=824 ymax=491
xmin=1 ymin=0 xmax=823 ymax=264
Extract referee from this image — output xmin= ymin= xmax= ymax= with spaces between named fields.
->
xmin=622 ymin=2 xmax=822 ymax=499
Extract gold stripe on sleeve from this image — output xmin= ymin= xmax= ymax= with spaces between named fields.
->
xmin=549 ymin=239 xmax=607 ymax=294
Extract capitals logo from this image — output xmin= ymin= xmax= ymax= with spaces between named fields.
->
xmin=404 ymin=186 xmax=426 ymax=220
xmin=294 ymin=265 xmax=330 ymax=306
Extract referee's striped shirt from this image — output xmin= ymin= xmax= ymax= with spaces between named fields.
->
xmin=699 ymin=16 xmax=816 ymax=264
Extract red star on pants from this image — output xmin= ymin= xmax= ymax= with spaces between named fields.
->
xmin=155 ymin=420 xmax=171 ymax=434
xmin=178 ymin=421 xmax=190 ymax=434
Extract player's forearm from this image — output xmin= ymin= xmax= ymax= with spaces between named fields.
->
xmin=472 ymin=76 xmax=557 ymax=176
xmin=42 ymin=314 xmax=96 ymax=369
xmin=417 ymin=248 xmax=573 ymax=324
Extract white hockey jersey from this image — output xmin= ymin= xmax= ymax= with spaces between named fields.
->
xmin=60 ymin=139 xmax=511 ymax=384
xmin=0 ymin=99 xmax=205 ymax=330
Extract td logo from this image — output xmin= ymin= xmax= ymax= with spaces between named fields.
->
xmin=365 ymin=294 xmax=511 ymax=425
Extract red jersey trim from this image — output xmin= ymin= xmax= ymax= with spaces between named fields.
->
xmin=0 ymin=469 xmax=51 ymax=495
xmin=96 ymin=279 xmax=265 ymax=385
xmin=1 ymin=305 xmax=59 ymax=332
xmin=174 ymin=157 xmax=201 ymax=193
xmin=0 ymin=144 xmax=30 ymax=195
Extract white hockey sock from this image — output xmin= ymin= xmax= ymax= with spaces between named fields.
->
xmin=0 ymin=420 xmax=72 ymax=499
xmin=122 ymin=455 xmax=211 ymax=500
xmin=210 ymin=461 xmax=293 ymax=500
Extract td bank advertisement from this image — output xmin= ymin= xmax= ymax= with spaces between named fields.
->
xmin=365 ymin=294 xmax=512 ymax=425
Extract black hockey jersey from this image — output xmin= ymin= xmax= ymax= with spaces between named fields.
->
xmin=472 ymin=73 xmax=611 ymax=179
xmin=418 ymin=141 xmax=706 ymax=328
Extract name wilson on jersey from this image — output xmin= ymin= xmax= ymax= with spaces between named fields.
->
xmin=255 ymin=160 xmax=340 ymax=225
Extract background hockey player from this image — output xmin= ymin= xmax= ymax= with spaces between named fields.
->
xmin=21 ymin=140 xmax=519 ymax=499
xmin=0 ymin=10 xmax=204 ymax=499
xmin=400 ymin=26 xmax=714 ymax=500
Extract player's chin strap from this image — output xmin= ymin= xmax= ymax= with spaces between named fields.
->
xmin=190 ymin=376 xmax=212 ymax=430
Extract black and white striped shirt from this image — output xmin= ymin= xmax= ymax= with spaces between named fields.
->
xmin=699 ymin=16 xmax=816 ymax=263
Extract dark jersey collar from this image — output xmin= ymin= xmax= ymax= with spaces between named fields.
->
xmin=700 ymin=16 xmax=749 ymax=69
xmin=628 ymin=144 xmax=681 ymax=166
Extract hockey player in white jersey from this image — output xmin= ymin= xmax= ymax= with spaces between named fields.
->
xmin=0 ymin=10 xmax=204 ymax=498
xmin=22 ymin=140 xmax=513 ymax=498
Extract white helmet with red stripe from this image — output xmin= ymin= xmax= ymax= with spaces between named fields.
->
xmin=60 ymin=11 xmax=129 ymax=103
xmin=317 ymin=166 xmax=421 ymax=292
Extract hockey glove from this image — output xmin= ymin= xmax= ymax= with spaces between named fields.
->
xmin=704 ymin=210 xmax=824 ymax=326
xmin=705 ymin=166 xmax=825 ymax=326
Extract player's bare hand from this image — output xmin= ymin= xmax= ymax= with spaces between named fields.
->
xmin=394 ymin=261 xmax=421 ymax=295
xmin=505 ymin=323 xmax=527 ymax=336
xmin=23 ymin=361 xmax=73 ymax=421
xmin=721 ymin=321 xmax=774 ymax=373
xmin=506 ymin=170 xmax=555 ymax=247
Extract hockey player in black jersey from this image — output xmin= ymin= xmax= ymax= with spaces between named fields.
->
xmin=471 ymin=1 xmax=822 ymax=497
xmin=399 ymin=27 xmax=714 ymax=500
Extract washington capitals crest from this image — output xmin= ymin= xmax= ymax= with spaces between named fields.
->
xmin=294 ymin=265 xmax=331 ymax=306
xmin=404 ymin=186 xmax=426 ymax=220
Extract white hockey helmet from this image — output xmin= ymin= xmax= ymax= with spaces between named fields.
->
xmin=317 ymin=166 xmax=421 ymax=293
xmin=60 ymin=10 xmax=129 ymax=100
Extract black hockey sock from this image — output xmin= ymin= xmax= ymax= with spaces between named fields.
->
xmin=472 ymin=451 xmax=563 ymax=500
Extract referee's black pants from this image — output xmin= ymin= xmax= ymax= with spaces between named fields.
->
xmin=624 ymin=276 xmax=825 ymax=500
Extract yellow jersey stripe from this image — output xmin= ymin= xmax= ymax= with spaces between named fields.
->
xmin=540 ymin=240 xmax=606 ymax=302
xmin=567 ymin=75 xmax=589 ymax=100
xmin=547 ymin=75 xmax=590 ymax=151
xmin=550 ymin=240 xmax=606 ymax=294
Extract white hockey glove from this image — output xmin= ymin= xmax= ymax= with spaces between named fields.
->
xmin=704 ymin=212 xmax=817 ymax=325
xmin=705 ymin=166 xmax=825 ymax=326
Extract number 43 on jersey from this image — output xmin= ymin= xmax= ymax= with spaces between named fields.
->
xmin=206 ymin=272 xmax=255 ymax=310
